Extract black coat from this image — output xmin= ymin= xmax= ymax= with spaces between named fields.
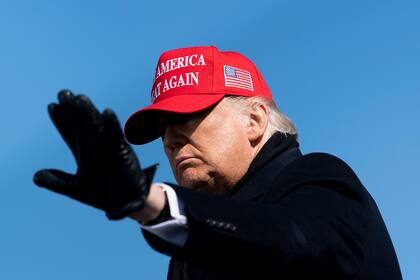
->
xmin=142 ymin=133 xmax=402 ymax=279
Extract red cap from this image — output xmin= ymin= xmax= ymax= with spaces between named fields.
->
xmin=124 ymin=46 xmax=272 ymax=144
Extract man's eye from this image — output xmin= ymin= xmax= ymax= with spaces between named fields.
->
xmin=163 ymin=140 xmax=173 ymax=152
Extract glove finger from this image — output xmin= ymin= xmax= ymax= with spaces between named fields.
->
xmin=48 ymin=103 xmax=78 ymax=159
xmin=57 ymin=91 xmax=104 ymax=160
xmin=101 ymin=108 xmax=125 ymax=142
xmin=58 ymin=90 xmax=103 ymax=139
xmin=102 ymin=108 xmax=143 ymax=179
xmin=73 ymin=95 xmax=103 ymax=135
xmin=33 ymin=169 xmax=77 ymax=196
xmin=58 ymin=89 xmax=74 ymax=104
xmin=57 ymin=89 xmax=86 ymax=144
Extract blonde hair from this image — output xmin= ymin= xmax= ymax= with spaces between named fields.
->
xmin=224 ymin=95 xmax=298 ymax=139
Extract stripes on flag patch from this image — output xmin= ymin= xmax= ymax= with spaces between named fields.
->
xmin=224 ymin=65 xmax=254 ymax=91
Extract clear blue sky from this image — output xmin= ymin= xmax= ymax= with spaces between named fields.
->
xmin=0 ymin=0 xmax=419 ymax=279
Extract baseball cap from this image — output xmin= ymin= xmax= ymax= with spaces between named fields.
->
xmin=124 ymin=46 xmax=272 ymax=145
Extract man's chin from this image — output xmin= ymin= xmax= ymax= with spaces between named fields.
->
xmin=179 ymin=176 xmax=213 ymax=193
xmin=181 ymin=179 xmax=206 ymax=191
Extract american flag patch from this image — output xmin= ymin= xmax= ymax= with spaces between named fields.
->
xmin=224 ymin=65 xmax=254 ymax=91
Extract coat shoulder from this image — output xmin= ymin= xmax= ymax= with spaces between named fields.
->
xmin=282 ymin=152 xmax=361 ymax=182
xmin=264 ymin=152 xmax=366 ymax=202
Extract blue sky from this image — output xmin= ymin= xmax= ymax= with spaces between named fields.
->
xmin=0 ymin=0 xmax=419 ymax=279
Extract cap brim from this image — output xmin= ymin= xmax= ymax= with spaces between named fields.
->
xmin=124 ymin=93 xmax=226 ymax=145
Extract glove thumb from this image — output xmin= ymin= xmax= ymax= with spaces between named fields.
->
xmin=33 ymin=169 xmax=76 ymax=196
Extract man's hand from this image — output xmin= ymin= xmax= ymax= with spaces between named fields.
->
xmin=33 ymin=90 xmax=157 ymax=220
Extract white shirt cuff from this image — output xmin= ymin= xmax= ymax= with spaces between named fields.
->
xmin=140 ymin=183 xmax=188 ymax=247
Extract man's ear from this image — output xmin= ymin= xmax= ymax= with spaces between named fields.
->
xmin=247 ymin=103 xmax=269 ymax=145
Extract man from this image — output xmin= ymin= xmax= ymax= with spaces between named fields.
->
xmin=34 ymin=46 xmax=402 ymax=279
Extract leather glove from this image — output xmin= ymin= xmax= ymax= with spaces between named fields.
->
xmin=33 ymin=90 xmax=157 ymax=220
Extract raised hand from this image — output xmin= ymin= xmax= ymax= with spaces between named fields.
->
xmin=33 ymin=90 xmax=157 ymax=220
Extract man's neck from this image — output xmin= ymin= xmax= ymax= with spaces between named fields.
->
xmin=226 ymin=132 xmax=300 ymax=197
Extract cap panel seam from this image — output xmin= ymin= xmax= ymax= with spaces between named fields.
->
xmin=212 ymin=46 xmax=215 ymax=93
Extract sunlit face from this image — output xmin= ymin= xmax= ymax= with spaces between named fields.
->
xmin=162 ymin=99 xmax=255 ymax=194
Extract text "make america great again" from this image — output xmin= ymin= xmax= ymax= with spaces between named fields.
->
xmin=151 ymin=54 xmax=206 ymax=102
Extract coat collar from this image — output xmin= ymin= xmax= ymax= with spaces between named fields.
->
xmin=227 ymin=132 xmax=301 ymax=200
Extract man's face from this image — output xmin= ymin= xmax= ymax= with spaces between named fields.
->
xmin=162 ymin=99 xmax=254 ymax=194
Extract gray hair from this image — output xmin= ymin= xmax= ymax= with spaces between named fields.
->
xmin=224 ymin=95 xmax=298 ymax=139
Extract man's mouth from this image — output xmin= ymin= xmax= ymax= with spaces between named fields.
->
xmin=175 ymin=156 xmax=197 ymax=168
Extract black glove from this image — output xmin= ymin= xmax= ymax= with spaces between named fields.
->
xmin=33 ymin=90 xmax=157 ymax=220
